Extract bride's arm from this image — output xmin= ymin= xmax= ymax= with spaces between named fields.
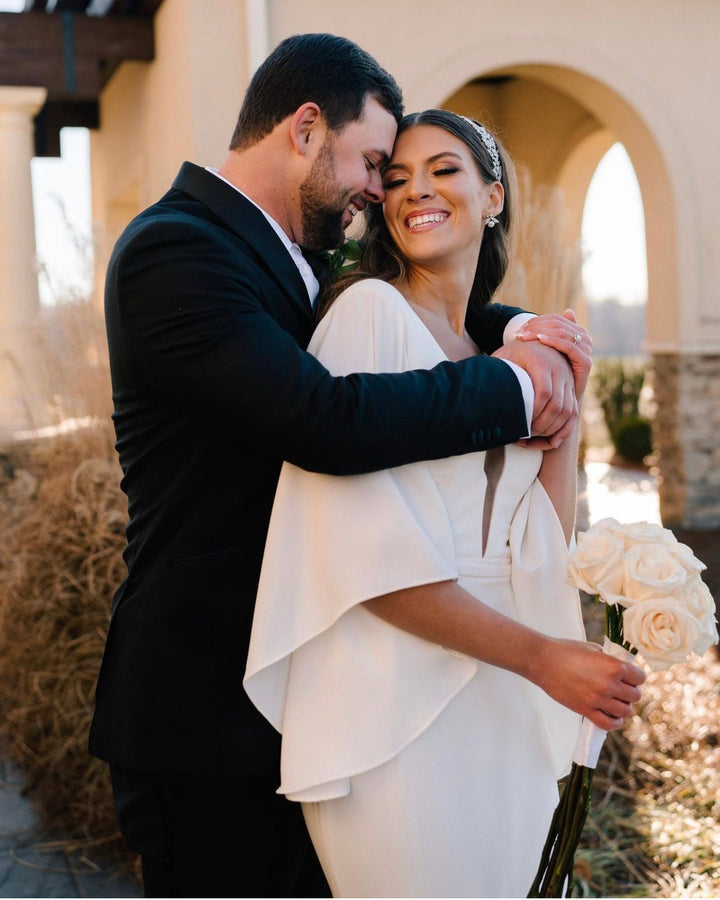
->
xmin=525 ymin=310 xmax=592 ymax=543
xmin=537 ymin=419 xmax=582 ymax=545
xmin=363 ymin=581 xmax=645 ymax=731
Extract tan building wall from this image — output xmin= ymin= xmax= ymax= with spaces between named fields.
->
xmin=91 ymin=0 xmax=254 ymax=296
xmin=44 ymin=0 xmax=720 ymax=524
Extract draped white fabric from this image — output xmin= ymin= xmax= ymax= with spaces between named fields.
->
xmin=244 ymin=279 xmax=585 ymax=803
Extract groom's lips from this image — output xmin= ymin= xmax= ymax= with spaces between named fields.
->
xmin=342 ymin=198 xmax=365 ymax=227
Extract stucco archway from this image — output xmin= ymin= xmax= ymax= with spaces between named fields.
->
xmin=398 ymin=47 xmax=705 ymax=526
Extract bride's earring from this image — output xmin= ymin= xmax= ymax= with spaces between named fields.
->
xmin=485 ymin=213 xmax=499 ymax=228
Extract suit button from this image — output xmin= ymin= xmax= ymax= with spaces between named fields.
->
xmin=470 ymin=432 xmax=479 ymax=447
xmin=493 ymin=426 xmax=501 ymax=440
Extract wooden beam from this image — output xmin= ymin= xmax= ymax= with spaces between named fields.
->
xmin=104 ymin=0 xmax=164 ymax=15
xmin=33 ymin=99 xmax=99 ymax=156
xmin=53 ymin=0 xmax=93 ymax=12
xmin=0 ymin=11 xmax=154 ymax=101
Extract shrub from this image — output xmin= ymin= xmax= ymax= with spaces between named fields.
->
xmin=613 ymin=414 xmax=653 ymax=463
xmin=591 ymin=357 xmax=652 ymax=461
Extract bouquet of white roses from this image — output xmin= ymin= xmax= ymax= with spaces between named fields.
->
xmin=528 ymin=517 xmax=718 ymax=898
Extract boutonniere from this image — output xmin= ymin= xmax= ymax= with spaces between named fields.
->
xmin=326 ymin=239 xmax=361 ymax=280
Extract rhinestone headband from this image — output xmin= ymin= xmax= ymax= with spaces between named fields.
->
xmin=461 ymin=116 xmax=502 ymax=181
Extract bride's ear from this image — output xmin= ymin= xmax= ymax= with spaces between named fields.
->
xmin=487 ymin=181 xmax=504 ymax=217
xmin=289 ymin=103 xmax=324 ymax=156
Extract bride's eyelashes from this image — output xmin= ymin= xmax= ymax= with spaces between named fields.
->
xmin=383 ymin=165 xmax=461 ymax=191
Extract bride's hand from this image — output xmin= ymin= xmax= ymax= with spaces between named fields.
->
xmin=529 ymin=636 xmax=646 ymax=732
xmin=514 ymin=309 xmax=592 ymax=401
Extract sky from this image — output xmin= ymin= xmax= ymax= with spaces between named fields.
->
xmin=581 ymin=143 xmax=648 ymax=305
xmin=29 ymin=129 xmax=648 ymax=308
xmin=31 ymin=128 xmax=94 ymax=305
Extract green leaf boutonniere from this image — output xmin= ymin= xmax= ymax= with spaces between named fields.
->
xmin=326 ymin=239 xmax=361 ymax=281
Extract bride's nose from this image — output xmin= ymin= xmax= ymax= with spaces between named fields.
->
xmin=406 ymin=173 xmax=434 ymax=202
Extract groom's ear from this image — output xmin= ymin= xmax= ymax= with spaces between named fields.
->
xmin=289 ymin=102 xmax=325 ymax=156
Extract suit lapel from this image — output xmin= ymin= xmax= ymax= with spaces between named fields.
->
xmin=171 ymin=162 xmax=313 ymax=321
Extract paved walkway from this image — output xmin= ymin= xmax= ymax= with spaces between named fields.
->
xmin=0 ymin=461 xmax=661 ymax=898
xmin=0 ymin=761 xmax=140 ymax=898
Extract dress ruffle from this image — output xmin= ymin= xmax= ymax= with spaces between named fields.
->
xmin=243 ymin=280 xmax=584 ymax=801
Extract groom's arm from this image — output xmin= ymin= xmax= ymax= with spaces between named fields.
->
xmin=112 ymin=216 xmax=576 ymax=473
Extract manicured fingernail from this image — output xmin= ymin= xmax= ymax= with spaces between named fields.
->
xmin=536 ymin=333 xmax=548 ymax=340
xmin=516 ymin=329 xmax=530 ymax=338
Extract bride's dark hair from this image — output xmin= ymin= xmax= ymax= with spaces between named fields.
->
xmin=318 ymin=109 xmax=517 ymax=319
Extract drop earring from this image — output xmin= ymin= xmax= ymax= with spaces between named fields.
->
xmin=485 ymin=213 xmax=499 ymax=228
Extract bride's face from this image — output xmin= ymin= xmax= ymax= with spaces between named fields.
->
xmin=381 ymin=124 xmax=500 ymax=269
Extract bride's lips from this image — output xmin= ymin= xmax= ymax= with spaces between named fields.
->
xmin=405 ymin=209 xmax=449 ymax=231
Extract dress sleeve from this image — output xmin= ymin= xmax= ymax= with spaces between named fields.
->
xmin=243 ymin=281 xmax=478 ymax=800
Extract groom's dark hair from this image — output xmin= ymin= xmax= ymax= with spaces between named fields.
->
xmin=229 ymin=33 xmax=403 ymax=149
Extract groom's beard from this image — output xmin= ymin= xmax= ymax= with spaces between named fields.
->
xmin=299 ymin=138 xmax=349 ymax=251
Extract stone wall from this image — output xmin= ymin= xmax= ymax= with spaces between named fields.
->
xmin=652 ymin=352 xmax=720 ymax=528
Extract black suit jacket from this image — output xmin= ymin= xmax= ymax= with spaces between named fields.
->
xmin=89 ymin=162 xmax=530 ymax=776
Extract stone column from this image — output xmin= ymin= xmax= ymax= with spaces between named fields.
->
xmin=0 ymin=86 xmax=47 ymax=438
xmin=651 ymin=352 xmax=720 ymax=528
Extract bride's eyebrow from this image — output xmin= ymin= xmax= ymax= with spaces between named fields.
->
xmin=383 ymin=151 xmax=464 ymax=174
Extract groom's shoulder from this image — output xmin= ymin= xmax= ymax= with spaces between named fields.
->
xmin=112 ymin=186 xmax=237 ymax=262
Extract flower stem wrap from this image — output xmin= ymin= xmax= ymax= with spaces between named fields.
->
xmin=527 ymin=762 xmax=593 ymax=898
xmin=528 ymin=631 xmax=635 ymax=897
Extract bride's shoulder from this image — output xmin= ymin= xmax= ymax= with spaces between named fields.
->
xmin=309 ymin=279 xmax=417 ymax=371
xmin=322 ymin=278 xmax=411 ymax=326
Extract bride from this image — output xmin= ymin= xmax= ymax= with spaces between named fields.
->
xmin=244 ymin=109 xmax=646 ymax=898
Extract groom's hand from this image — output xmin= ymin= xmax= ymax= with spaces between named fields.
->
xmin=492 ymin=339 xmax=578 ymax=449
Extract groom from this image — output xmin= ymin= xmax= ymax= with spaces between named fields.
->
xmin=89 ymin=32 xmax=585 ymax=898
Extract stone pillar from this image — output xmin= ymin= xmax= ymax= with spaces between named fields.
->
xmin=0 ymin=86 xmax=47 ymax=438
xmin=651 ymin=352 xmax=720 ymax=528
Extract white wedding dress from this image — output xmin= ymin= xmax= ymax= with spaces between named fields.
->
xmin=244 ymin=280 xmax=586 ymax=898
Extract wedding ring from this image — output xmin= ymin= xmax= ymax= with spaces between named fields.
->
xmin=573 ymin=332 xmax=581 ymax=344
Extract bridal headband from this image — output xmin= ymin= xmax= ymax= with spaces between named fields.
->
xmin=460 ymin=116 xmax=502 ymax=182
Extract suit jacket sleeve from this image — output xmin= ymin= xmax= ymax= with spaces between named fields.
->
xmin=107 ymin=208 xmax=529 ymax=477
xmin=465 ymin=300 xmax=531 ymax=353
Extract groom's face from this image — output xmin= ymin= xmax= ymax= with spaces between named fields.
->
xmin=299 ymin=96 xmax=397 ymax=250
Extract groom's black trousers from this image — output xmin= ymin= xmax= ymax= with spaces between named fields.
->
xmin=109 ymin=764 xmax=331 ymax=898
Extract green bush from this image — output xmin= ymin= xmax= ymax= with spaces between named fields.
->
xmin=613 ymin=414 xmax=653 ymax=463
xmin=592 ymin=357 xmax=646 ymax=437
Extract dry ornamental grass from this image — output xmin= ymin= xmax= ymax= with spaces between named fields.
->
xmin=0 ymin=427 xmax=133 ymax=868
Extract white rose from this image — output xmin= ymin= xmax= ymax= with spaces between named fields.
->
xmin=673 ymin=541 xmax=707 ymax=575
xmin=619 ymin=542 xmax=691 ymax=604
xmin=682 ymin=576 xmax=719 ymax=648
xmin=622 ymin=598 xmax=706 ymax=670
xmin=567 ymin=524 xmax=625 ymax=596
xmin=618 ymin=521 xmax=675 ymax=548
xmin=683 ymin=575 xmax=716 ymax=622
